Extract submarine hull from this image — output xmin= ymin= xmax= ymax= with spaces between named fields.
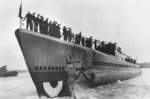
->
xmin=15 ymin=29 xmax=141 ymax=97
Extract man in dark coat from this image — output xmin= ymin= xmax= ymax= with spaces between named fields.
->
xmin=68 ymin=28 xmax=73 ymax=42
xmin=44 ymin=18 xmax=49 ymax=35
xmin=63 ymin=26 xmax=67 ymax=41
xmin=81 ymin=36 xmax=85 ymax=46
xmin=24 ymin=11 xmax=32 ymax=30
xmin=51 ymin=21 xmax=56 ymax=37
xmin=78 ymin=32 xmax=82 ymax=44
xmin=34 ymin=14 xmax=40 ymax=32
xmin=56 ymin=24 xmax=61 ymax=38
xmin=39 ymin=16 xmax=44 ymax=34
xmin=48 ymin=21 xmax=52 ymax=36
xmin=94 ymin=39 xmax=98 ymax=49
xmin=86 ymin=36 xmax=93 ymax=48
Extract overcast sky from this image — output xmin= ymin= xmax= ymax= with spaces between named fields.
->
xmin=0 ymin=0 xmax=150 ymax=69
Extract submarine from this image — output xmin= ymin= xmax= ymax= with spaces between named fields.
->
xmin=15 ymin=28 xmax=141 ymax=98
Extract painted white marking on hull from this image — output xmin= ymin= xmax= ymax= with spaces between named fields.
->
xmin=43 ymin=81 xmax=63 ymax=97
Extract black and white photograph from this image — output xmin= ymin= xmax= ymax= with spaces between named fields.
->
xmin=0 ymin=0 xmax=150 ymax=99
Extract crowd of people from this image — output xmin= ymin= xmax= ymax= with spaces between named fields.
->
xmin=23 ymin=11 xmax=95 ymax=48
xmin=125 ymin=57 xmax=136 ymax=64
xmin=23 ymin=11 xmax=136 ymax=64
xmin=23 ymin=11 xmax=61 ymax=38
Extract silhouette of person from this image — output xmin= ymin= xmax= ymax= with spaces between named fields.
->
xmin=78 ymin=32 xmax=82 ymax=44
xmin=81 ymin=36 xmax=85 ymax=46
xmin=39 ymin=16 xmax=44 ymax=33
xmin=44 ymin=18 xmax=49 ymax=35
xmin=68 ymin=28 xmax=72 ymax=42
xmin=86 ymin=36 xmax=93 ymax=48
xmin=24 ymin=11 xmax=32 ymax=30
xmin=48 ymin=21 xmax=52 ymax=36
xmin=34 ymin=14 xmax=40 ymax=32
xmin=51 ymin=21 xmax=56 ymax=37
xmin=94 ymin=39 xmax=98 ymax=49
xmin=63 ymin=26 xmax=67 ymax=41
xmin=56 ymin=24 xmax=61 ymax=38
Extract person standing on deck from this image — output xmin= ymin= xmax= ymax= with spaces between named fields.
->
xmin=75 ymin=34 xmax=79 ymax=44
xmin=86 ymin=36 xmax=93 ymax=48
xmin=48 ymin=21 xmax=52 ymax=36
xmin=24 ymin=11 xmax=32 ymax=30
xmin=78 ymin=32 xmax=82 ymax=45
xmin=51 ymin=21 xmax=55 ymax=37
xmin=56 ymin=24 xmax=61 ymax=38
xmin=68 ymin=27 xmax=73 ymax=42
xmin=81 ymin=36 xmax=85 ymax=46
xmin=39 ymin=16 xmax=44 ymax=34
xmin=34 ymin=14 xmax=40 ymax=32
xmin=94 ymin=39 xmax=98 ymax=49
xmin=44 ymin=18 xmax=49 ymax=35
xmin=63 ymin=26 xmax=67 ymax=41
